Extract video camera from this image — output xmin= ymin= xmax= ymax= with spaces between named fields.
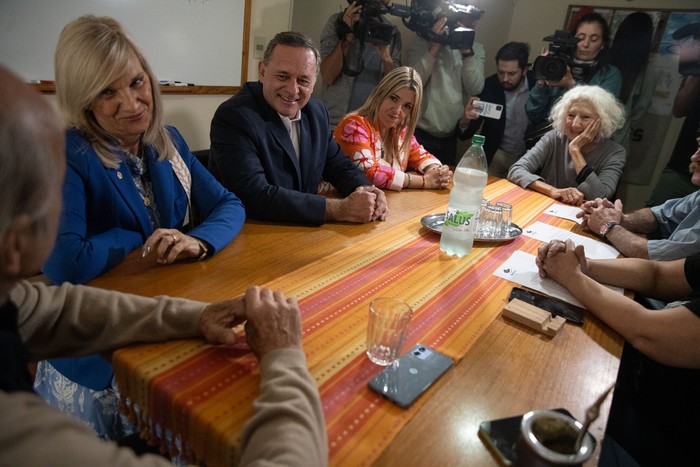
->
xmin=532 ymin=30 xmax=580 ymax=82
xmin=344 ymin=0 xmax=410 ymax=47
xmin=403 ymin=0 xmax=482 ymax=51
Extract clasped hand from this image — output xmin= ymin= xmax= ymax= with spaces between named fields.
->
xmin=142 ymin=228 xmax=204 ymax=264
xmin=576 ymin=197 xmax=623 ymax=233
xmin=349 ymin=185 xmax=388 ymax=222
xmin=198 ymin=286 xmax=303 ymax=361
xmin=536 ymin=239 xmax=588 ymax=284
xmin=423 ymin=164 xmax=453 ymax=189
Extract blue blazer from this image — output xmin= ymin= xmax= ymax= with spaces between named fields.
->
xmin=42 ymin=126 xmax=244 ymax=390
xmin=209 ymin=81 xmax=370 ymax=225
xmin=43 ymin=126 xmax=245 ymax=285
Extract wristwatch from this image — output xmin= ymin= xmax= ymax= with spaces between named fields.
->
xmin=599 ymin=221 xmax=620 ymax=238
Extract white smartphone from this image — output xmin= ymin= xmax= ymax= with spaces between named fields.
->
xmin=473 ymin=100 xmax=503 ymax=120
xmin=367 ymin=343 xmax=454 ymax=408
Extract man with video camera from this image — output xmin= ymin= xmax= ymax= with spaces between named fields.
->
xmin=407 ymin=0 xmax=485 ymax=167
xmin=320 ymin=0 xmax=402 ymax=128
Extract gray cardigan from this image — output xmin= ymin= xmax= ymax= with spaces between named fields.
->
xmin=507 ymin=129 xmax=626 ymax=200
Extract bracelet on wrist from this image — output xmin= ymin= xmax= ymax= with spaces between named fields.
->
xmin=194 ymin=238 xmax=210 ymax=261
xmin=421 ymin=176 xmax=426 ymax=190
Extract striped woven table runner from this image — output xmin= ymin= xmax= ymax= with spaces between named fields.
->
xmin=113 ymin=180 xmax=572 ymax=466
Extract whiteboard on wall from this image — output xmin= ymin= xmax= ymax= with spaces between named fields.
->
xmin=0 ymin=0 xmax=245 ymax=86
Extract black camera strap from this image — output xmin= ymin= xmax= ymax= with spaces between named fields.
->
xmin=335 ymin=14 xmax=353 ymax=41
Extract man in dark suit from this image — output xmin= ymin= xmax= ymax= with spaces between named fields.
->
xmin=209 ymin=31 xmax=387 ymax=226
xmin=457 ymin=42 xmax=535 ymax=177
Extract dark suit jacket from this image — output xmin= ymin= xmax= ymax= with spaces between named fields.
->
xmin=209 ymin=81 xmax=370 ymax=225
xmin=458 ymin=71 xmax=535 ymax=163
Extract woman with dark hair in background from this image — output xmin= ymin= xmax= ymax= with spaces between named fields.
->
xmin=605 ymin=12 xmax=656 ymax=202
xmin=526 ymin=12 xmax=622 ymax=126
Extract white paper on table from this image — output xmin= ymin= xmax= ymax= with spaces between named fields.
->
xmin=493 ymin=250 xmax=624 ymax=309
xmin=543 ymin=202 xmax=583 ymax=224
xmin=521 ymin=221 xmax=620 ymax=260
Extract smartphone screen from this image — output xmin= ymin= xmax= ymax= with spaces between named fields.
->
xmin=367 ymin=343 xmax=454 ymax=408
xmin=478 ymin=408 xmax=576 ymax=466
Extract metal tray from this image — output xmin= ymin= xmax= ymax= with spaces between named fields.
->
xmin=420 ymin=213 xmax=522 ymax=243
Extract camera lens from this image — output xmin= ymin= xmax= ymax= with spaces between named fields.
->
xmin=533 ymin=56 xmax=567 ymax=82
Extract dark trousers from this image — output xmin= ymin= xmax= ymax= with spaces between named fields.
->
xmin=414 ymin=127 xmax=458 ymax=167
xmin=604 ymin=342 xmax=700 ymax=466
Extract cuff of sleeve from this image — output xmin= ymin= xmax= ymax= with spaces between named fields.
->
xmin=575 ymin=165 xmax=594 ymax=184
xmin=259 ymin=348 xmax=308 ymax=377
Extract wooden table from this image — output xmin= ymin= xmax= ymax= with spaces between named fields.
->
xmin=92 ymin=180 xmax=623 ymax=466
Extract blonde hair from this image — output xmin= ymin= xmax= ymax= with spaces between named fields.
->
xmin=550 ymin=85 xmax=625 ymax=140
xmin=55 ymin=15 xmax=174 ymax=168
xmin=354 ymin=66 xmax=423 ymax=166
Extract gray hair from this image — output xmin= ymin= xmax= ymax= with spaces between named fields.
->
xmin=263 ymin=31 xmax=320 ymax=74
xmin=0 ymin=66 xmax=63 ymax=239
xmin=550 ymin=85 xmax=625 ymax=140
xmin=55 ymin=15 xmax=175 ymax=168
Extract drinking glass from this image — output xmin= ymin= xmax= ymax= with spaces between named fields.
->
xmin=366 ymin=298 xmax=413 ymax=366
xmin=495 ymin=202 xmax=512 ymax=237
xmin=481 ymin=204 xmax=503 ymax=239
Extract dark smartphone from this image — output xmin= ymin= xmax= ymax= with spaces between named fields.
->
xmin=367 ymin=343 xmax=454 ymax=408
xmin=509 ymin=287 xmax=584 ymax=325
xmin=479 ymin=408 xmax=590 ymax=466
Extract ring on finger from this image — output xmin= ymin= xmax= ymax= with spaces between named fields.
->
xmin=172 ymin=234 xmax=178 ymax=243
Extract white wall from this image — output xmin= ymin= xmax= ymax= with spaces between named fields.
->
xmin=153 ymin=0 xmax=698 ymax=202
xmin=159 ymin=0 xmax=294 ymax=151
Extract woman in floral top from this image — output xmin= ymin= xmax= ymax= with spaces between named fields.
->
xmin=334 ymin=66 xmax=452 ymax=191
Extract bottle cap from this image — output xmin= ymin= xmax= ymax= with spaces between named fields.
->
xmin=472 ymin=135 xmax=485 ymax=145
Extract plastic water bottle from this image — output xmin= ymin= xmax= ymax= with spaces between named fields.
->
xmin=440 ymin=135 xmax=488 ymax=257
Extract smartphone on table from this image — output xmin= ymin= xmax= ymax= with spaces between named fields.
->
xmin=367 ymin=343 xmax=454 ymax=408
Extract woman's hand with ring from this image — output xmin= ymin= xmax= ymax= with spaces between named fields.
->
xmin=423 ymin=164 xmax=452 ymax=189
xmin=142 ymin=228 xmax=204 ymax=264
xmin=552 ymin=187 xmax=585 ymax=206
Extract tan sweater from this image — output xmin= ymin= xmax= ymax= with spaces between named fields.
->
xmin=1 ymin=281 xmax=327 ymax=466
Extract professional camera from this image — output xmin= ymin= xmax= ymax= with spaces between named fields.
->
xmin=672 ymin=23 xmax=700 ymax=76
xmin=532 ymin=30 xmax=580 ymax=81
xmin=403 ymin=0 xmax=483 ymax=51
xmin=343 ymin=0 xmax=409 ymax=47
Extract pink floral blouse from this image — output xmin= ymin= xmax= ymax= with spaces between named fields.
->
xmin=333 ymin=115 xmax=441 ymax=190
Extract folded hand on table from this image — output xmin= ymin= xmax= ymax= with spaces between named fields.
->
xmin=198 ymin=286 xmax=303 ymax=360
xmin=550 ymin=186 xmax=585 ymax=206
xmin=142 ymin=228 xmax=205 ymax=264
xmin=576 ymin=197 xmax=623 ymax=233
xmin=536 ymin=239 xmax=588 ymax=284
xmin=326 ymin=185 xmax=388 ymax=223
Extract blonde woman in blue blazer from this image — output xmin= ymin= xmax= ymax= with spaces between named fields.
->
xmin=36 ymin=16 xmax=245 ymax=441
